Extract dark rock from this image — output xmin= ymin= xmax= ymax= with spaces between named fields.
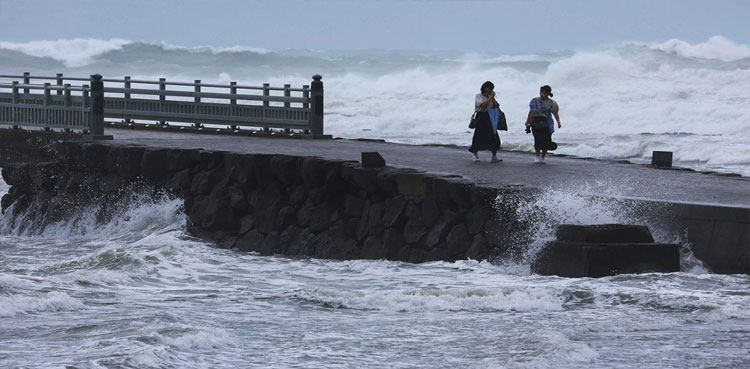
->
xmin=263 ymin=232 xmax=280 ymax=254
xmin=269 ymin=155 xmax=298 ymax=186
xmin=361 ymin=236 xmax=386 ymax=259
xmin=228 ymin=186 xmax=248 ymax=213
xmin=383 ymin=196 xmax=407 ymax=228
xmin=276 ymin=206 xmax=296 ymax=229
xmin=356 ymin=201 xmax=384 ymax=240
xmin=165 ymin=149 xmax=193 ymax=172
xmin=166 ymin=168 xmax=192 ymax=195
xmin=383 ymin=228 xmax=405 ymax=259
xmin=254 ymin=185 xmax=284 ymax=233
xmin=466 ymin=234 xmax=489 ymax=260
xmin=116 ymin=147 xmax=144 ymax=181
xmin=289 ymin=185 xmax=307 ymax=206
xmin=376 ymin=168 xmax=399 ymax=196
xmin=82 ymin=143 xmax=110 ymax=174
xmin=446 ymin=224 xmax=471 ymax=257
xmin=484 ymin=218 xmax=508 ymax=249
xmin=421 ymin=187 xmax=440 ymax=227
xmin=202 ymin=190 xmax=237 ymax=233
xmin=191 ymin=150 xmax=223 ymax=171
xmin=332 ymin=239 xmax=361 ymax=260
xmin=140 ymin=148 xmax=168 ymax=183
xmin=281 ymin=225 xmax=314 ymax=255
xmin=301 ymin=157 xmax=326 ymax=189
xmin=426 ymin=248 xmax=450 ymax=262
xmin=396 ymin=172 xmax=426 ymax=199
xmin=556 ymin=224 xmax=655 ymax=244
xmin=190 ymin=169 xmax=223 ymax=195
xmin=236 ymin=229 xmax=265 ymax=252
xmin=323 ymin=161 xmax=345 ymax=192
xmin=431 ymin=177 xmax=453 ymax=208
xmin=351 ymin=167 xmax=380 ymax=194
xmin=238 ymin=215 xmax=254 ymax=235
xmin=403 ymin=202 xmax=427 ymax=244
xmin=465 ymin=204 xmax=491 ymax=234
xmin=344 ymin=194 xmax=365 ymax=217
xmin=424 ymin=210 xmax=458 ymax=248
xmin=447 ymin=180 xmax=474 ymax=210
xmin=407 ymin=248 xmax=430 ymax=263
xmin=346 ymin=218 xmax=360 ymax=238
xmin=308 ymin=187 xmax=326 ymax=205
xmin=309 ymin=203 xmax=335 ymax=233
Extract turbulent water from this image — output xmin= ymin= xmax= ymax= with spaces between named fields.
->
xmin=2 ymin=172 xmax=750 ymax=368
xmin=1 ymin=36 xmax=749 ymax=176
xmin=2 ymin=37 xmax=750 ymax=367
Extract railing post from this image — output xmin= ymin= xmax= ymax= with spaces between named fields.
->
xmin=230 ymin=81 xmax=237 ymax=130
xmin=11 ymin=81 xmax=19 ymax=128
xmin=159 ymin=77 xmax=166 ymax=125
xmin=124 ymin=76 xmax=131 ymax=123
xmin=89 ymin=74 xmax=104 ymax=136
xmin=309 ymin=74 xmax=324 ymax=135
xmin=56 ymin=73 xmax=64 ymax=95
xmin=262 ymin=83 xmax=270 ymax=131
xmin=11 ymin=81 xmax=19 ymax=104
xmin=23 ymin=72 xmax=30 ymax=94
xmin=44 ymin=83 xmax=51 ymax=129
xmin=283 ymin=84 xmax=291 ymax=132
xmin=194 ymin=80 xmax=202 ymax=128
xmin=64 ymin=84 xmax=71 ymax=128
xmin=80 ymin=84 xmax=89 ymax=133
xmin=303 ymin=85 xmax=310 ymax=110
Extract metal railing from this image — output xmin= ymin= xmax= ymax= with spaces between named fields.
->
xmin=0 ymin=81 xmax=93 ymax=132
xmin=0 ymin=72 xmax=324 ymax=135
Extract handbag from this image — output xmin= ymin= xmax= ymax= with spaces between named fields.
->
xmin=548 ymin=141 xmax=558 ymax=151
xmin=469 ymin=111 xmax=477 ymax=129
xmin=497 ymin=109 xmax=507 ymax=131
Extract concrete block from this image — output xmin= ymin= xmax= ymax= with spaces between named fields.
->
xmin=361 ymin=151 xmax=385 ymax=168
xmin=652 ymin=151 xmax=672 ymax=167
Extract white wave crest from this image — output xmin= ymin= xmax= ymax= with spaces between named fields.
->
xmin=295 ymin=286 xmax=564 ymax=312
xmin=638 ymin=35 xmax=750 ymax=62
xmin=0 ymin=291 xmax=84 ymax=317
xmin=0 ymin=38 xmax=130 ymax=67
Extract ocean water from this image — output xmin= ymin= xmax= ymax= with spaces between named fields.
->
xmin=2 ymin=37 xmax=750 ymax=368
xmin=1 ymin=36 xmax=749 ymax=176
xmin=2 ymin=172 xmax=750 ymax=368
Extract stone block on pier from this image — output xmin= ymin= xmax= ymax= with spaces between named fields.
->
xmin=533 ymin=224 xmax=680 ymax=278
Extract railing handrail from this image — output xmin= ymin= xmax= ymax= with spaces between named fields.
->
xmin=0 ymin=83 xmax=90 ymax=91
xmin=0 ymin=74 xmax=308 ymax=92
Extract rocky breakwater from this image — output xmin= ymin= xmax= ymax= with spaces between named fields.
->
xmin=1 ymin=141 xmax=535 ymax=262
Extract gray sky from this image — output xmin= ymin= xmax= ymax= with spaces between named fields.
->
xmin=1 ymin=0 xmax=748 ymax=53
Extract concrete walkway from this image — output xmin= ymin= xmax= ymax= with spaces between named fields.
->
xmin=105 ymin=129 xmax=750 ymax=208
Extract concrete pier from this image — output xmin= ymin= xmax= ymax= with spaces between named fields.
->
xmin=1 ymin=128 xmax=748 ymax=273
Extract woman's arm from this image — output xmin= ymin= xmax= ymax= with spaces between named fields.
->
xmin=553 ymin=112 xmax=561 ymax=128
xmin=478 ymin=92 xmax=496 ymax=108
xmin=525 ymin=111 xmax=533 ymax=127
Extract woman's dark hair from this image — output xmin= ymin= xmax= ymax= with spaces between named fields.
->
xmin=541 ymin=85 xmax=553 ymax=97
xmin=481 ymin=81 xmax=494 ymax=93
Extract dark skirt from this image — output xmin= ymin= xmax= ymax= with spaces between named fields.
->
xmin=469 ymin=111 xmax=501 ymax=153
xmin=532 ymin=124 xmax=552 ymax=151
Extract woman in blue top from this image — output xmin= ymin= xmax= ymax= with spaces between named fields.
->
xmin=524 ymin=85 xmax=561 ymax=163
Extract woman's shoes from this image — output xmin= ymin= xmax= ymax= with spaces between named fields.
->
xmin=534 ymin=156 xmax=542 ymax=164
xmin=471 ymin=154 xmax=480 ymax=162
xmin=490 ymin=156 xmax=502 ymax=163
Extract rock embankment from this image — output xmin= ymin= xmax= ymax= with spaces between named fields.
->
xmin=2 ymin=140 xmax=535 ymax=262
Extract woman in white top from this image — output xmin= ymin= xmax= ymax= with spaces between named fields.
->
xmin=469 ymin=81 xmax=502 ymax=163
